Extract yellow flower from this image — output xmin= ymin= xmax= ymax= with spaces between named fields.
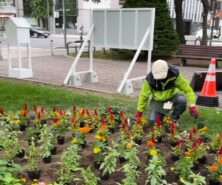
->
xmin=180 ymin=177 xmax=186 ymax=183
xmin=126 ymin=142 xmax=133 ymax=149
xmin=72 ymin=138 xmax=78 ymax=144
xmin=9 ymin=120 xmax=14 ymax=124
xmin=198 ymin=127 xmax=208 ymax=134
xmin=170 ymin=167 xmax=175 ymax=172
xmin=140 ymin=118 xmax=147 ymax=125
xmin=15 ymin=120 xmax=20 ymax=124
xmin=219 ymin=175 xmax=222 ymax=182
xmin=20 ymin=178 xmax=27 ymax=183
xmin=93 ymin=147 xmax=101 ymax=154
xmin=149 ymin=149 xmax=157 ymax=156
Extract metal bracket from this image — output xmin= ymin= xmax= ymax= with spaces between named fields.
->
xmin=68 ymin=74 xmax=82 ymax=87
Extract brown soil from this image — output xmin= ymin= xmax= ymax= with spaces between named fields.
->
xmin=0 ymin=126 xmax=216 ymax=185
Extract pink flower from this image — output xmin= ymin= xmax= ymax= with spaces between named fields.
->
xmin=38 ymin=182 xmax=46 ymax=185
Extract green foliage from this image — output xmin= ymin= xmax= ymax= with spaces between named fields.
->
xmin=175 ymin=157 xmax=193 ymax=181
xmin=39 ymin=124 xmax=54 ymax=158
xmin=0 ymin=172 xmax=22 ymax=185
xmin=0 ymin=159 xmax=21 ymax=175
xmin=80 ymin=166 xmax=100 ymax=185
xmin=180 ymin=172 xmax=206 ymax=185
xmin=1 ymin=131 xmax=22 ymax=162
xmin=58 ymin=144 xmax=81 ymax=184
xmin=145 ymin=155 xmax=167 ymax=185
xmin=26 ymin=141 xmax=40 ymax=172
xmin=123 ymin=0 xmax=179 ymax=57
xmin=100 ymin=141 xmax=119 ymax=176
xmin=29 ymin=0 xmax=49 ymax=19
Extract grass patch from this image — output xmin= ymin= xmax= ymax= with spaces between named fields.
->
xmin=0 ymin=78 xmax=221 ymax=135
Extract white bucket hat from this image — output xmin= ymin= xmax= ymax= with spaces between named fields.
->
xmin=152 ymin=59 xmax=169 ymax=80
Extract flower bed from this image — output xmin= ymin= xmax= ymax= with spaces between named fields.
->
xmin=0 ymin=105 xmax=221 ymax=185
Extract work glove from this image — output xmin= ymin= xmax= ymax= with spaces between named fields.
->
xmin=136 ymin=111 xmax=143 ymax=119
xmin=189 ymin=106 xmax=199 ymax=119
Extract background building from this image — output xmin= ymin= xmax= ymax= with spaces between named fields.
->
xmin=0 ymin=0 xmax=221 ymax=36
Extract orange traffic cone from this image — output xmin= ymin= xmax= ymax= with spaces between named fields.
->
xmin=196 ymin=58 xmax=219 ymax=107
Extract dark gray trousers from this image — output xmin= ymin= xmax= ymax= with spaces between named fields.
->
xmin=149 ymin=94 xmax=187 ymax=123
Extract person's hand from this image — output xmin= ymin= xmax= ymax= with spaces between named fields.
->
xmin=136 ymin=111 xmax=143 ymax=119
xmin=189 ymin=106 xmax=199 ymax=119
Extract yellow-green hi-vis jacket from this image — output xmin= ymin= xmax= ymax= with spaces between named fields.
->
xmin=137 ymin=64 xmax=196 ymax=113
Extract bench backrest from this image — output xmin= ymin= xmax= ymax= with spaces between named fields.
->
xmin=177 ymin=44 xmax=222 ymax=57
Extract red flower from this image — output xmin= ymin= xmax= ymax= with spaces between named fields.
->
xmin=110 ymin=113 xmax=114 ymax=121
xmin=33 ymin=105 xmax=37 ymax=112
xmin=177 ymin=140 xmax=183 ymax=147
xmin=53 ymin=106 xmax=56 ymax=112
xmin=189 ymin=132 xmax=193 ymax=141
xmin=0 ymin=108 xmax=3 ymax=115
xmin=156 ymin=116 xmax=161 ymax=127
xmin=193 ymin=128 xmax=197 ymax=134
xmin=94 ymin=109 xmax=98 ymax=116
xmin=108 ymin=106 xmax=112 ymax=114
xmin=219 ymin=147 xmax=222 ymax=156
xmin=24 ymin=104 xmax=28 ymax=111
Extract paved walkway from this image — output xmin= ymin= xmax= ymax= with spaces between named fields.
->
xmin=0 ymin=54 xmax=221 ymax=107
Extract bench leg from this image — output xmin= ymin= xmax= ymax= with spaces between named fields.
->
xmin=180 ymin=59 xmax=187 ymax=66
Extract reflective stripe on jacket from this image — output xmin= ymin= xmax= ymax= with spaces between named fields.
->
xmin=137 ymin=64 xmax=195 ymax=112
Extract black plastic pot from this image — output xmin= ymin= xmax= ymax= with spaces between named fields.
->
xmin=109 ymin=127 xmax=116 ymax=133
xmin=209 ymin=179 xmax=221 ymax=185
xmin=42 ymin=155 xmax=52 ymax=163
xmin=19 ymin=124 xmax=27 ymax=131
xmin=40 ymin=119 xmax=47 ymax=125
xmin=156 ymin=136 xmax=162 ymax=143
xmin=15 ymin=149 xmax=25 ymax=158
xmin=198 ymin=156 xmax=207 ymax=164
xmin=80 ymin=141 xmax=87 ymax=149
xmin=171 ymin=155 xmax=179 ymax=161
xmin=100 ymin=173 xmax=109 ymax=180
xmin=50 ymin=147 xmax=57 ymax=155
xmin=93 ymin=161 xmax=102 ymax=169
xmin=134 ymin=138 xmax=142 ymax=145
xmin=27 ymin=170 xmax=40 ymax=180
xmin=119 ymin=156 xmax=128 ymax=163
xmin=57 ymin=136 xmax=65 ymax=145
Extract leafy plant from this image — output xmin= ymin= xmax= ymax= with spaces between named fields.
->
xmin=26 ymin=140 xmax=40 ymax=172
xmin=145 ymin=155 xmax=167 ymax=185
xmin=208 ymin=154 xmax=222 ymax=183
xmin=58 ymin=143 xmax=81 ymax=184
xmin=80 ymin=166 xmax=100 ymax=185
xmin=171 ymin=140 xmax=183 ymax=157
xmin=39 ymin=124 xmax=54 ymax=158
xmin=174 ymin=157 xmax=193 ymax=181
xmin=100 ymin=141 xmax=119 ymax=176
xmin=210 ymin=132 xmax=222 ymax=152
xmin=1 ymin=131 xmax=22 ymax=162
xmin=0 ymin=172 xmax=22 ymax=185
xmin=117 ymin=163 xmax=140 ymax=185
xmin=180 ymin=172 xmax=206 ymax=185
xmin=117 ymin=146 xmax=141 ymax=185
xmin=0 ymin=159 xmax=21 ymax=175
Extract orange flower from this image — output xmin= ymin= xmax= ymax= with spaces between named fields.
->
xmin=20 ymin=110 xmax=27 ymax=117
xmin=79 ymin=126 xmax=91 ymax=134
xmin=146 ymin=140 xmax=155 ymax=147
xmin=210 ymin=165 xmax=218 ymax=172
xmin=184 ymin=151 xmax=191 ymax=156
xmin=95 ymin=135 xmax=106 ymax=141
xmin=54 ymin=120 xmax=61 ymax=126
xmin=217 ymin=157 xmax=222 ymax=166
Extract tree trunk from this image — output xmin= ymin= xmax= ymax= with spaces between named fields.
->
xmin=201 ymin=0 xmax=210 ymax=45
xmin=174 ymin=0 xmax=185 ymax=44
